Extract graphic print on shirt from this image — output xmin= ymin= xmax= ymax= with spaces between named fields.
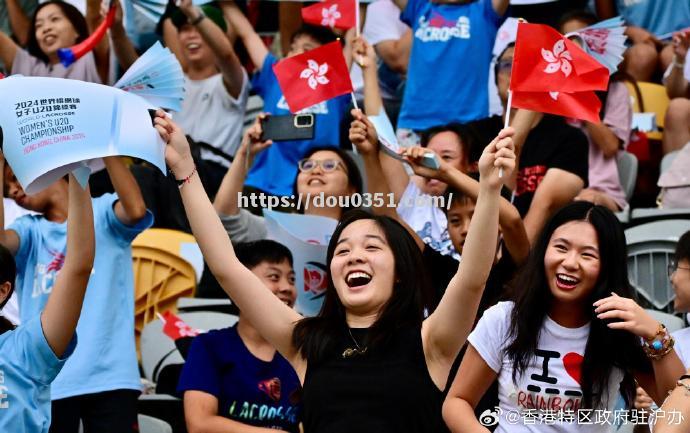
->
xmin=303 ymin=261 xmax=328 ymax=300
xmin=415 ymin=13 xmax=470 ymax=42
xmin=516 ymin=165 xmax=547 ymax=196
xmin=0 ymin=370 xmax=9 ymax=409
xmin=227 ymin=378 xmax=300 ymax=426
xmin=516 ymin=349 xmax=583 ymax=412
xmin=277 ymin=96 xmax=329 ymax=115
xmin=31 ymin=248 xmax=65 ymax=298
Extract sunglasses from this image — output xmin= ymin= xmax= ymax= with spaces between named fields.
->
xmin=298 ymin=159 xmax=346 ymax=173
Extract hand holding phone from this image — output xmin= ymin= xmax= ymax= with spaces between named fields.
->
xmin=261 ymin=114 xmax=315 ymax=142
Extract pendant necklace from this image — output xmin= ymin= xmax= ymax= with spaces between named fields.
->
xmin=342 ymin=328 xmax=368 ymax=358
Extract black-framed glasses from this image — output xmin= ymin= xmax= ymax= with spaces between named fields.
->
xmin=668 ymin=261 xmax=690 ymax=278
xmin=298 ymin=159 xmax=345 ymax=173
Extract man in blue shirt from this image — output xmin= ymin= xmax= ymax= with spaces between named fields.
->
xmin=1 ymin=156 xmax=153 ymax=433
xmin=178 ymin=240 xmax=302 ymax=432
xmin=393 ymin=0 xmax=509 ymax=144
xmin=223 ymin=3 xmax=351 ymax=197
xmin=0 ymin=171 xmax=95 ymax=433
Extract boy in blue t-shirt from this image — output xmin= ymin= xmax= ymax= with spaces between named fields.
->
xmin=222 ymin=3 xmax=351 ymax=197
xmin=178 ymin=240 xmax=302 ymax=432
xmin=0 ymin=157 xmax=153 ymax=433
xmin=0 ymin=172 xmax=95 ymax=433
xmin=395 ymin=0 xmax=509 ymax=140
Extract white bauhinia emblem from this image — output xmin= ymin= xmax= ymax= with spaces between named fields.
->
xmin=542 ymin=39 xmax=573 ymax=77
xmin=321 ymin=4 xmax=341 ymax=27
xmin=300 ymin=59 xmax=330 ymax=90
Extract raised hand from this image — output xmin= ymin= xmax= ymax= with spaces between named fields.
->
xmin=238 ymin=114 xmax=272 ymax=164
xmin=478 ymin=127 xmax=515 ymax=189
xmin=352 ymin=36 xmax=376 ymax=69
xmin=152 ymin=110 xmax=194 ymax=176
xmin=102 ymin=0 xmax=122 ymax=25
xmin=672 ymin=30 xmax=690 ymax=60
xmin=400 ymin=146 xmax=447 ymax=180
xmin=349 ymin=109 xmax=379 ymax=155
xmin=594 ymin=292 xmax=660 ymax=339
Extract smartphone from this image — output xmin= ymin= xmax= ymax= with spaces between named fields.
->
xmin=261 ymin=114 xmax=315 ymax=142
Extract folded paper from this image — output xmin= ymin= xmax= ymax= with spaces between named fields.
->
xmin=0 ymin=76 xmax=167 ymax=194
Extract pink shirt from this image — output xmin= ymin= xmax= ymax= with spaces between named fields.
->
xmin=11 ymin=49 xmax=101 ymax=84
xmin=571 ymin=81 xmax=632 ymax=210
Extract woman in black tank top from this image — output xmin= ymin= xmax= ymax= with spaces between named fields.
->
xmin=155 ymin=111 xmax=517 ymax=432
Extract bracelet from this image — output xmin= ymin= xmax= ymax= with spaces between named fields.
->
xmin=641 ymin=323 xmax=675 ymax=360
xmin=172 ymin=165 xmax=197 ymax=189
xmin=673 ymin=55 xmax=686 ymax=69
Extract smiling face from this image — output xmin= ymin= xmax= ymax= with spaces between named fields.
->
xmin=177 ymin=24 xmax=214 ymax=65
xmin=421 ymin=131 xmax=468 ymax=196
xmin=296 ymin=150 xmax=354 ymax=198
xmin=544 ymin=221 xmax=601 ymax=306
xmin=330 ymin=219 xmax=396 ymax=320
xmin=287 ymin=34 xmax=321 ymax=57
xmin=34 ymin=3 xmax=79 ymax=59
xmin=250 ymin=260 xmax=297 ymax=308
xmin=672 ymin=258 xmax=690 ymax=312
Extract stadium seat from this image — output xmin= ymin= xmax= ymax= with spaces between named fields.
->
xmin=138 ymin=414 xmax=173 ymax=433
xmin=140 ymin=311 xmax=238 ymax=383
xmin=615 ymin=151 xmax=638 ymax=224
xmin=132 ymin=229 xmax=199 ymax=356
xmin=625 ymin=81 xmax=670 ymax=142
xmin=645 ymin=309 xmax=686 ymax=333
xmin=625 ymin=220 xmax=690 ymax=311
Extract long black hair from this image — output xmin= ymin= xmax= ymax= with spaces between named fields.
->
xmin=0 ymin=244 xmax=17 ymax=334
xmin=505 ymin=201 xmax=650 ymax=409
xmin=27 ymin=1 xmax=89 ymax=64
xmin=292 ymin=210 xmax=430 ymax=364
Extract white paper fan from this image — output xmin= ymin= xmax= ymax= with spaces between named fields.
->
xmin=115 ymin=42 xmax=185 ymax=112
xmin=566 ymin=16 xmax=627 ymax=75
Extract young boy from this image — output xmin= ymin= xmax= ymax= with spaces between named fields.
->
xmin=0 ymin=156 xmax=152 ymax=433
xmin=178 ymin=240 xmax=302 ymax=432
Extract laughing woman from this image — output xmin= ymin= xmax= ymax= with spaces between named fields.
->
xmin=443 ymin=201 xmax=685 ymax=433
xmin=153 ymin=110 xmax=515 ymax=432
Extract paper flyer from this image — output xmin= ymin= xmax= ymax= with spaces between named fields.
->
xmin=263 ymin=209 xmax=338 ymax=317
xmin=0 ymin=76 xmax=166 ymax=194
xmin=368 ymin=111 xmax=440 ymax=170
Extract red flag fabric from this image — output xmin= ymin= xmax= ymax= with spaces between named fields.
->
xmin=273 ymin=41 xmax=353 ymax=113
xmin=301 ymin=0 xmax=356 ymax=31
xmin=510 ymin=22 xmax=609 ymax=123
xmin=160 ymin=310 xmax=199 ymax=341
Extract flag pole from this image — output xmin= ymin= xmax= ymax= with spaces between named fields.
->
xmin=351 ymin=92 xmax=360 ymax=110
xmin=499 ymin=89 xmax=512 ymax=179
xmin=355 ymin=0 xmax=364 ymax=66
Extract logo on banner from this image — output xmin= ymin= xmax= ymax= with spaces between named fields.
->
xmin=321 ymin=5 xmax=342 ymax=27
xmin=542 ymin=40 xmax=572 ymax=77
xmin=300 ymin=60 xmax=330 ymax=90
xmin=303 ymin=261 xmax=328 ymax=298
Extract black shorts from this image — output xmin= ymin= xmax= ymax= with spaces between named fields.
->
xmin=49 ymin=389 xmax=140 ymax=433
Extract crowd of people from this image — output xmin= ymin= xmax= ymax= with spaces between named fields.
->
xmin=0 ymin=0 xmax=690 ymax=432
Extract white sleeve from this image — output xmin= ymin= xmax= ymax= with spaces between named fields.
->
xmin=467 ymin=302 xmax=512 ymax=373
xmin=363 ymin=0 xmax=409 ymax=46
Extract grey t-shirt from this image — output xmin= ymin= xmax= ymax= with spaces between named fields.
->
xmin=11 ymin=48 xmax=101 ymax=83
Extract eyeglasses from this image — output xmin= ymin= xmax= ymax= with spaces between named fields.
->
xmin=668 ymin=261 xmax=690 ymax=278
xmin=298 ymin=159 xmax=345 ymax=173
xmin=496 ymin=59 xmax=513 ymax=74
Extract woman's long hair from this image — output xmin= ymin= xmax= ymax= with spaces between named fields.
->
xmin=0 ymin=244 xmax=17 ymax=334
xmin=27 ymin=1 xmax=89 ymax=64
xmin=293 ymin=210 xmax=429 ymax=364
xmin=505 ymin=201 xmax=650 ymax=409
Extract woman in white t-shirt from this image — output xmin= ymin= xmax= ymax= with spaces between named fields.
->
xmin=443 ymin=201 xmax=685 ymax=432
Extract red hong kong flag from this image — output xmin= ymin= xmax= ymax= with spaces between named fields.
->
xmin=510 ymin=22 xmax=610 ymax=123
xmin=273 ymin=41 xmax=353 ymax=113
xmin=160 ymin=310 xmax=199 ymax=341
xmin=301 ymin=0 xmax=356 ymax=31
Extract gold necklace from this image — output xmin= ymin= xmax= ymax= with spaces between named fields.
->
xmin=342 ymin=328 xmax=368 ymax=358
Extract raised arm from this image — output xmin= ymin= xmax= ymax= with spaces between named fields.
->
xmin=6 ymin=0 xmax=32 ymax=46
xmin=0 ymin=156 xmax=21 ymax=255
xmin=213 ymin=116 xmax=272 ymax=217
xmin=41 ymin=175 xmax=95 ymax=358
xmin=178 ymin=0 xmax=246 ymax=98
xmin=375 ymin=30 xmax=412 ymax=74
xmin=153 ymin=112 xmax=304 ymax=371
xmin=666 ymin=31 xmax=690 ymax=99
xmin=421 ymin=128 xmax=516 ymax=388
xmin=104 ymin=157 xmax=148 ymax=226
xmin=0 ymin=30 xmax=19 ymax=71
xmin=109 ymin=0 xmax=139 ymax=72
xmin=87 ymin=0 xmax=110 ymax=84
xmin=221 ymin=1 xmax=268 ymax=70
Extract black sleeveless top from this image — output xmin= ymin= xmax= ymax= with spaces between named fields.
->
xmin=302 ymin=326 xmax=449 ymax=433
